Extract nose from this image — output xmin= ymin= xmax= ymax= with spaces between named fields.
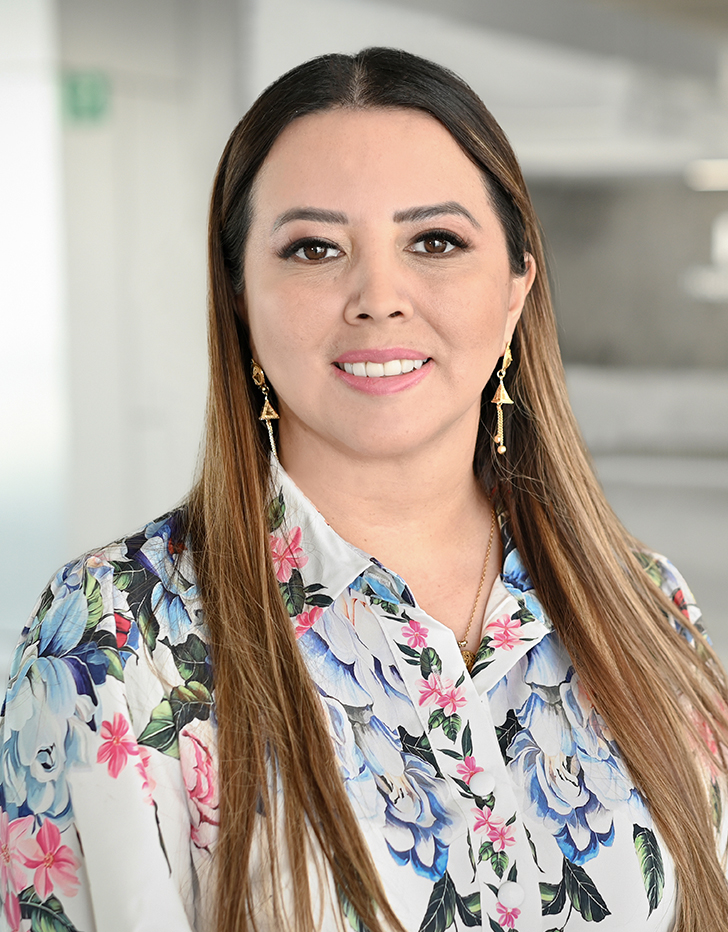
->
xmin=343 ymin=249 xmax=414 ymax=324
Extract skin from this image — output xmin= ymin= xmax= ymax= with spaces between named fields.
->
xmin=241 ymin=107 xmax=535 ymax=650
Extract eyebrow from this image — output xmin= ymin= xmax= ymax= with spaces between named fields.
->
xmin=271 ymin=201 xmax=480 ymax=232
xmin=272 ymin=207 xmax=348 ymax=231
xmin=393 ymin=202 xmax=481 ymax=228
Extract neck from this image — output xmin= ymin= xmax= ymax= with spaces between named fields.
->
xmin=277 ymin=411 xmax=491 ymax=576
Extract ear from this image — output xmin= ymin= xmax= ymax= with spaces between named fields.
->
xmin=503 ymin=253 xmax=536 ymax=352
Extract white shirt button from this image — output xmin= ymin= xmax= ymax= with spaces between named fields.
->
xmin=469 ymin=770 xmax=495 ymax=796
xmin=497 ymin=881 xmax=525 ymax=908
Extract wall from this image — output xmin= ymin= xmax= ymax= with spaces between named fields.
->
xmin=58 ymin=0 xmax=245 ymax=556
xmin=0 ymin=0 xmax=67 ymax=658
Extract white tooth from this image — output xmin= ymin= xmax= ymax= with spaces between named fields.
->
xmin=412 ymin=359 xmax=424 ymax=370
xmin=365 ymin=362 xmax=385 ymax=377
xmin=352 ymin=362 xmax=367 ymax=377
xmin=401 ymin=359 xmax=415 ymax=373
xmin=343 ymin=363 xmax=354 ymax=374
xmin=383 ymin=359 xmax=403 ymax=376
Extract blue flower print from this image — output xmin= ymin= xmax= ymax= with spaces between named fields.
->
xmin=299 ymin=592 xmax=457 ymax=882
xmin=127 ymin=515 xmax=200 ymax=646
xmin=497 ymin=636 xmax=643 ymax=866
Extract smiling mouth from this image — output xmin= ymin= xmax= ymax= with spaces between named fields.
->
xmin=334 ymin=359 xmax=430 ymax=377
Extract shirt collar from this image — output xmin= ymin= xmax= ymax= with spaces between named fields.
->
xmin=271 ymin=459 xmax=372 ymax=605
xmin=269 ymin=459 xmax=553 ymax=686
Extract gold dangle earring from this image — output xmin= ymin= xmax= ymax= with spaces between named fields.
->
xmin=491 ymin=343 xmax=513 ymax=455
xmin=251 ymin=360 xmax=279 ymax=458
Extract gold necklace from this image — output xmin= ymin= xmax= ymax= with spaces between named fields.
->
xmin=458 ymin=513 xmax=495 ymax=673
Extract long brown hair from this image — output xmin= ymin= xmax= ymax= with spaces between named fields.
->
xmin=187 ymin=48 xmax=728 ymax=931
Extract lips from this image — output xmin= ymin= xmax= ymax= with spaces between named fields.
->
xmin=335 ymin=359 xmax=427 ymax=377
xmin=332 ymin=353 xmax=431 ymax=395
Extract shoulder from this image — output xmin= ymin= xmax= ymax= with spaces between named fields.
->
xmin=634 ymin=550 xmax=706 ymax=639
xmin=4 ymin=509 xmax=203 ymax=717
xmin=33 ymin=508 xmax=198 ymax=649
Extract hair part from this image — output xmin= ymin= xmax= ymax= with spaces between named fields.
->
xmin=189 ymin=47 xmax=728 ymax=932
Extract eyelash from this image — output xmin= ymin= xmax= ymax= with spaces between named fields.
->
xmin=277 ymin=229 xmax=471 ymax=261
xmin=277 ymin=237 xmax=339 ymax=260
xmin=411 ymin=229 xmax=470 ymax=253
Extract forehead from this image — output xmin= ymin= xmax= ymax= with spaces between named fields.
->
xmin=250 ymin=107 xmax=491 ymax=220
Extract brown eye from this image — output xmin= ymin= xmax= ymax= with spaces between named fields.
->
xmin=410 ymin=231 xmax=465 ymax=256
xmin=283 ymin=239 xmax=341 ymax=261
xmin=302 ymin=243 xmax=329 ymax=260
xmin=422 ymin=236 xmax=449 ymax=254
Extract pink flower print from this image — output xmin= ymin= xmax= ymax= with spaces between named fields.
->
xmin=472 ymin=805 xmax=496 ymax=834
xmin=136 ymin=746 xmax=157 ymax=805
xmin=488 ymin=818 xmax=517 ymax=852
xmin=486 ymin=614 xmax=522 ymax=651
xmin=181 ymin=728 xmax=219 ymax=851
xmin=436 ymin=683 xmax=467 ymax=717
xmin=97 ymin=713 xmax=139 ymax=778
xmin=17 ymin=819 xmax=80 ymax=901
xmin=0 ymin=812 xmax=33 ymax=894
xmin=294 ymin=605 xmax=323 ymax=639
xmin=401 ymin=619 xmax=428 ymax=649
xmin=3 ymin=889 xmax=21 ymax=932
xmin=418 ymin=673 xmax=445 ymax=706
xmin=495 ymin=903 xmax=521 ymax=929
xmin=269 ymin=526 xmax=308 ymax=582
xmin=456 ymin=756 xmax=484 ymax=785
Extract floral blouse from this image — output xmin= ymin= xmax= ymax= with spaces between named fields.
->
xmin=0 ymin=460 xmax=719 ymax=932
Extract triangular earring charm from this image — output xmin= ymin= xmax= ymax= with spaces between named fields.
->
xmin=491 ymin=383 xmax=514 ymax=406
xmin=259 ymin=398 xmax=280 ymax=421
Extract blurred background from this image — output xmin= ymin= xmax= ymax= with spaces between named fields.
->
xmin=1 ymin=0 xmax=727 ymax=678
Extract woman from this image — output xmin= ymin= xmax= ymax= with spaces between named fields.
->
xmin=1 ymin=48 xmax=726 ymax=932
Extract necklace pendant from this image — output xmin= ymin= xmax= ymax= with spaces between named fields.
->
xmin=460 ymin=646 xmax=476 ymax=672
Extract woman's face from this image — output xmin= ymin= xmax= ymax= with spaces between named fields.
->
xmin=241 ymin=107 xmax=534 ymax=464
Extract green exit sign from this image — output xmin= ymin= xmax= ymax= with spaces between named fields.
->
xmin=62 ymin=71 xmax=111 ymax=123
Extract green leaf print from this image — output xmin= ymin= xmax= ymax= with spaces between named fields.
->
xmin=632 ymin=824 xmax=665 ymax=916
xmin=396 ymin=642 xmax=420 ymax=660
xmin=280 ymin=568 xmax=306 ymax=617
xmin=419 ymin=871 xmax=457 ymax=932
xmin=441 ymin=714 xmax=462 ymax=742
xmin=469 ymin=643 xmax=495 ymax=677
xmin=337 ymin=884 xmax=371 ymax=932
xmin=171 ymin=633 xmax=212 ymax=688
xmin=169 ymin=681 xmax=213 ymax=729
xmin=35 ymin=585 xmax=54 ymax=627
xmin=563 ymin=858 xmax=611 ymax=922
xmin=398 ymin=727 xmax=442 ymax=776
xmin=461 ymin=721 xmax=473 ymax=757
xmin=137 ymin=593 xmax=160 ymax=653
xmin=455 ymin=891 xmax=481 ymax=927
xmin=83 ymin=570 xmax=104 ymax=631
xmin=19 ymin=887 xmax=80 ymax=931
xmin=512 ymin=599 xmax=536 ymax=625
xmin=540 ymin=879 xmax=566 ymax=916
xmin=478 ymin=840 xmax=509 ymax=879
xmin=110 ymin=559 xmax=148 ymax=593
xmin=138 ymin=699 xmax=179 ymax=757
xmin=634 ymin=552 xmax=664 ymax=588
xmin=101 ymin=647 xmax=125 ymax=682
xmin=495 ymin=710 xmax=520 ymax=760
xmin=305 ymin=592 xmax=334 ymax=608
xmin=268 ymin=489 xmax=285 ymax=531
xmin=428 ymin=709 xmax=447 ymax=732
xmin=420 ymin=647 xmax=443 ymax=678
